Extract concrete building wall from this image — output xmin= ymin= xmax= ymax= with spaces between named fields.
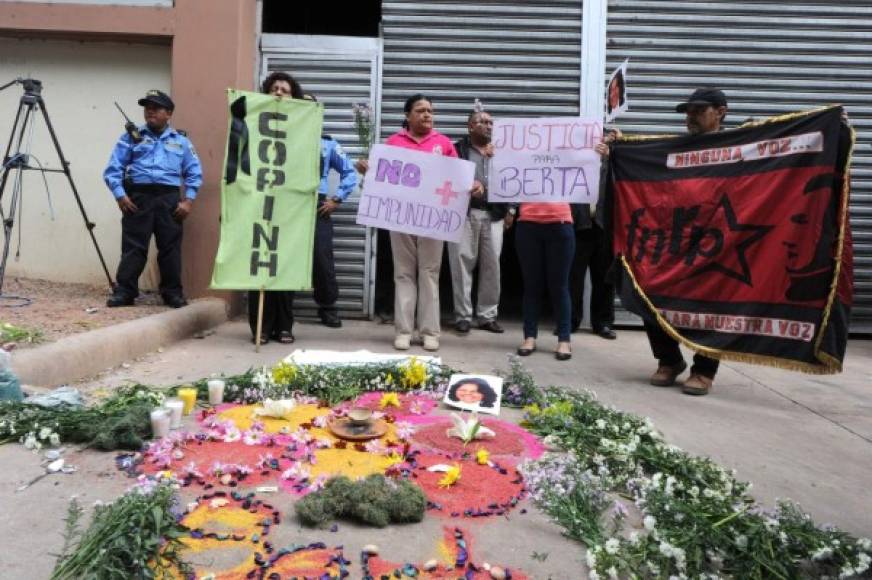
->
xmin=0 ymin=37 xmax=171 ymax=288
xmin=12 ymin=0 xmax=170 ymax=5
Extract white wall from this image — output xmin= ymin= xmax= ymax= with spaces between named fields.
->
xmin=0 ymin=37 xmax=170 ymax=289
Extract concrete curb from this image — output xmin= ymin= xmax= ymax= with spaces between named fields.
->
xmin=11 ymin=298 xmax=229 ymax=387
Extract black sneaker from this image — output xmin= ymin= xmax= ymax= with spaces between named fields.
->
xmin=106 ymin=294 xmax=134 ymax=308
xmin=454 ymin=319 xmax=471 ymax=334
xmin=320 ymin=311 xmax=342 ymax=328
xmin=163 ymin=295 xmax=188 ymax=309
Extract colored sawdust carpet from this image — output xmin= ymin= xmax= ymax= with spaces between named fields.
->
xmin=363 ymin=526 xmax=527 ymax=579
xmin=412 ymin=452 xmax=526 ymax=518
xmin=173 ymin=491 xmax=349 ymax=579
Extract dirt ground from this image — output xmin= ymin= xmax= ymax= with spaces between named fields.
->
xmin=0 ymin=277 xmax=168 ymax=348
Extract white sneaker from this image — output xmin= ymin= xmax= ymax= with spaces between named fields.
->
xmin=422 ymin=335 xmax=439 ymax=351
xmin=393 ymin=334 xmax=411 ymax=350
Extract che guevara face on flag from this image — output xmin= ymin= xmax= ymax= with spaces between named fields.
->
xmin=611 ymin=107 xmax=852 ymax=372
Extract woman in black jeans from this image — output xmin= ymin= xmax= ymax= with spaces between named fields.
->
xmin=515 ymin=142 xmax=610 ymax=360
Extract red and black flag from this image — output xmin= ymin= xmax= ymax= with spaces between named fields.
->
xmin=611 ymin=106 xmax=853 ymax=373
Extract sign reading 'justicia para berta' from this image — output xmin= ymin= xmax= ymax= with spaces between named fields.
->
xmin=211 ymin=90 xmax=323 ymax=291
xmin=612 ymin=106 xmax=853 ymax=373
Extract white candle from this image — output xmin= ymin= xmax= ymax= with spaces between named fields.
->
xmin=164 ymin=398 xmax=184 ymax=429
xmin=207 ymin=380 xmax=225 ymax=405
xmin=150 ymin=408 xmax=171 ymax=439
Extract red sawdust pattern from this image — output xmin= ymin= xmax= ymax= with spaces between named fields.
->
xmin=363 ymin=526 xmax=528 ymax=579
xmin=412 ymin=453 xmax=525 ymax=518
xmin=141 ymin=440 xmax=288 ymax=488
xmin=411 ymin=419 xmax=526 ymax=457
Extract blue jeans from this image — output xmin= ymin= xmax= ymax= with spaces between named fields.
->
xmin=515 ymin=221 xmax=576 ymax=341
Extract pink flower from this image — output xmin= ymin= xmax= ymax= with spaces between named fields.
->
xmin=395 ymin=421 xmax=416 ymax=440
xmin=222 ymin=427 xmax=242 ymax=443
xmin=242 ymin=430 xmax=263 ymax=446
xmin=409 ymin=400 xmax=426 ymax=415
xmin=183 ymin=462 xmax=203 ymax=478
xmin=307 ymin=474 xmax=328 ymax=493
xmin=364 ymin=440 xmax=387 ymax=455
xmin=290 ymin=427 xmax=313 ymax=445
xmin=312 ymin=415 xmax=329 ymax=429
xmin=281 ymin=461 xmax=310 ymax=481
xmin=256 ymin=453 xmax=274 ymax=470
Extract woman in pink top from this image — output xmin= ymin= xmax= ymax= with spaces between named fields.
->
xmin=515 ymin=142 xmax=611 ymax=361
xmin=383 ymin=94 xmax=458 ymax=351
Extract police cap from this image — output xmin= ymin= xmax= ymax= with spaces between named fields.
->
xmin=138 ymin=90 xmax=175 ymax=111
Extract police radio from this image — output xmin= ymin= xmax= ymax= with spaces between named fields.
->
xmin=113 ymin=102 xmax=143 ymax=144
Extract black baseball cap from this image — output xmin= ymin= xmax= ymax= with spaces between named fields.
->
xmin=138 ymin=90 xmax=175 ymax=111
xmin=676 ymin=87 xmax=727 ymax=112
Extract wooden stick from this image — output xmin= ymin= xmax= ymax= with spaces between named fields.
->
xmin=255 ymin=288 xmax=265 ymax=352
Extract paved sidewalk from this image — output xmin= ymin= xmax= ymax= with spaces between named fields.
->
xmin=1 ymin=316 xmax=869 ymax=578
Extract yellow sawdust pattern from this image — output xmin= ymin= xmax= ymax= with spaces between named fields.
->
xmin=309 ymin=448 xmax=396 ymax=479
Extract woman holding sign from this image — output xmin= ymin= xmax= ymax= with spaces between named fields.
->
xmin=246 ymin=72 xmax=304 ymax=345
xmin=515 ymin=141 xmax=612 ymax=361
xmin=361 ymin=94 xmax=459 ymax=351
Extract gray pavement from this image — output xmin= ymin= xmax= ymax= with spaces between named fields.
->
xmin=1 ymin=315 xmax=870 ymax=579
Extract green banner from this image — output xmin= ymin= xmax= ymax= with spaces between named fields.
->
xmin=211 ymin=89 xmax=322 ymax=290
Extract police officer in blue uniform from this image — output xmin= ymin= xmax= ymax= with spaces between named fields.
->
xmin=103 ymin=90 xmax=203 ymax=308
xmin=303 ymin=93 xmax=359 ymax=328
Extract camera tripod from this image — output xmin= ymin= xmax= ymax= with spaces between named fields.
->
xmin=0 ymin=78 xmax=114 ymax=301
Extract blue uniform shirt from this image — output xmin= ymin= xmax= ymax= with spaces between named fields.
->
xmin=103 ymin=125 xmax=204 ymax=200
xmin=319 ymin=136 xmax=358 ymax=202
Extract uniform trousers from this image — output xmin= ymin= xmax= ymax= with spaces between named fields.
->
xmin=570 ymin=224 xmax=615 ymax=331
xmin=390 ymin=231 xmax=443 ymax=339
xmin=312 ymin=204 xmax=339 ymax=315
xmin=447 ymin=209 xmax=503 ymax=323
xmin=115 ymin=185 xmax=183 ymax=300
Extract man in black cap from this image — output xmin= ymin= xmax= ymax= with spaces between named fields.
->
xmin=645 ymin=87 xmax=727 ymax=396
xmin=103 ymin=90 xmax=203 ymax=308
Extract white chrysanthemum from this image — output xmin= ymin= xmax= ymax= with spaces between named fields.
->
xmin=643 ymin=515 xmax=657 ymax=530
xmin=585 ymin=548 xmax=598 ymax=567
xmin=605 ymin=538 xmax=620 ymax=555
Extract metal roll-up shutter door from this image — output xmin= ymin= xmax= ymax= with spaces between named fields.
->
xmin=381 ymin=0 xmax=582 ymax=144
xmin=606 ymin=1 xmax=872 ymax=332
xmin=260 ymin=34 xmax=382 ymax=319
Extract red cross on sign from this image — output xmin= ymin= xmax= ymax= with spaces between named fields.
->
xmin=434 ymin=181 xmax=461 ymax=206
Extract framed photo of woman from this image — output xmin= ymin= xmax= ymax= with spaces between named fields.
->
xmin=443 ymin=374 xmax=503 ymax=415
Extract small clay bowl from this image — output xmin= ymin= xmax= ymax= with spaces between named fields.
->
xmin=347 ymin=407 xmax=373 ymax=426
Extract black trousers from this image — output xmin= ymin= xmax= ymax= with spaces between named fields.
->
xmin=515 ymin=221 xmax=576 ymax=341
xmin=644 ymin=321 xmax=720 ymax=379
xmin=115 ymin=186 xmax=183 ymax=300
xmin=570 ymin=225 xmax=615 ymax=331
xmin=312 ymin=206 xmax=338 ymax=314
xmin=248 ymin=290 xmax=294 ymax=338
xmin=374 ymin=228 xmax=394 ymax=316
